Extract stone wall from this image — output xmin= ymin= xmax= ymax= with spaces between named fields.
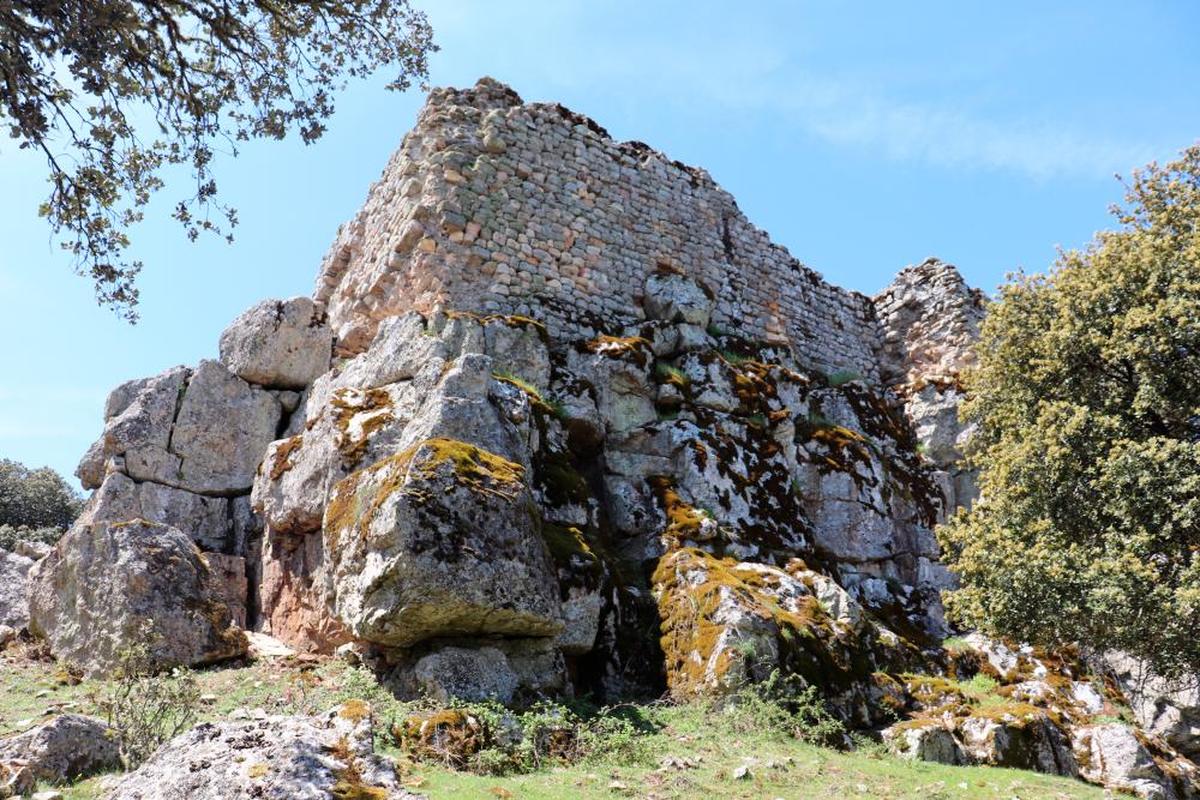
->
xmin=875 ymin=258 xmax=986 ymax=512
xmin=315 ymin=78 xmax=883 ymax=380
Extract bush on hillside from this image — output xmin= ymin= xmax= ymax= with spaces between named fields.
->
xmin=939 ymin=144 xmax=1200 ymax=679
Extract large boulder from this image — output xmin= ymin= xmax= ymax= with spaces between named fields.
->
xmin=0 ymin=714 xmax=120 ymax=784
xmin=76 ymin=361 xmax=281 ymax=495
xmin=0 ymin=550 xmax=34 ymax=633
xmin=218 ymin=297 xmax=333 ymax=389
xmin=1072 ymin=723 xmax=1199 ymax=800
xmin=76 ymin=366 xmax=190 ymax=491
xmin=106 ymin=704 xmax=418 ymax=800
xmin=161 ymin=360 xmax=282 ymax=494
xmin=27 ymin=520 xmax=247 ymax=677
xmin=1105 ymin=652 xmax=1200 ymax=763
xmin=322 ymin=436 xmax=563 ymax=647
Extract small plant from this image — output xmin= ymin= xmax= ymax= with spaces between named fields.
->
xmin=654 ymin=362 xmax=690 ymax=389
xmin=90 ymin=622 xmax=201 ymax=769
xmin=717 ymin=348 xmax=752 ymax=366
xmin=962 ymin=673 xmax=999 ymax=695
xmin=827 ymin=369 xmax=862 ymax=387
xmin=723 ymin=670 xmax=846 ymax=748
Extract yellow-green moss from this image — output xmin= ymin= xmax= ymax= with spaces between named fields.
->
xmin=338 ymin=699 xmax=371 ymax=723
xmin=324 ymin=438 xmax=526 ymax=551
xmin=652 ymin=546 xmax=831 ymax=697
xmin=648 ymin=476 xmax=712 ymax=544
xmin=445 ymin=309 xmax=548 ymax=340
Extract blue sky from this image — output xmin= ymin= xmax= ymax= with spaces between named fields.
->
xmin=2 ymin=0 xmax=1197 ymax=487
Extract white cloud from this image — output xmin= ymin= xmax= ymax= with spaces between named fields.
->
xmin=430 ymin=0 xmax=1160 ymax=181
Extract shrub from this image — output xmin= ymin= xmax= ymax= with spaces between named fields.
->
xmin=0 ymin=524 xmax=62 ymax=551
xmin=0 ymin=459 xmax=82 ymax=531
xmin=722 ymin=670 xmax=846 ymax=748
xmin=89 ymin=623 xmax=201 ymax=769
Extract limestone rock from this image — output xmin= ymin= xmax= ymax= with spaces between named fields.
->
xmin=1072 ymin=723 xmax=1196 ymax=800
xmin=76 ymin=366 xmax=189 ymax=491
xmin=77 ymin=361 xmax=280 ymax=496
xmin=257 ymin=528 xmax=350 ymax=654
xmin=163 ymin=359 xmax=281 ymax=494
xmin=202 ymin=552 xmax=249 ymax=629
xmin=322 ymin=437 xmax=562 ymax=647
xmin=106 ymin=704 xmax=417 ymax=800
xmin=0 ymin=550 xmax=34 ymax=632
xmin=884 ymin=722 xmax=963 ymax=764
xmin=874 ymin=259 xmax=985 ymax=514
xmin=0 ymin=714 xmax=119 ymax=784
xmin=218 ymin=296 xmax=333 ymax=389
xmin=1105 ymin=653 xmax=1200 ymax=763
xmin=78 ymin=472 xmax=230 ymax=552
xmin=642 ymin=272 xmax=715 ymax=327
xmin=27 ymin=520 xmax=247 ymax=677
xmin=411 ymin=646 xmax=520 ymax=704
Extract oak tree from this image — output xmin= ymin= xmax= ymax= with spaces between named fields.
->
xmin=0 ymin=1 xmax=434 ymax=319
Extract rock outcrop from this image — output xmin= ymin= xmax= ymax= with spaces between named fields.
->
xmin=0 ymin=549 xmax=35 ymax=635
xmin=27 ymin=520 xmax=247 ymax=676
xmin=875 ymin=258 xmax=985 ymax=513
xmin=48 ymin=77 xmax=1199 ymax=797
xmin=105 ymin=703 xmax=418 ymax=800
xmin=0 ymin=715 xmax=120 ymax=785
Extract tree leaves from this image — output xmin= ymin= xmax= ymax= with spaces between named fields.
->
xmin=939 ymin=144 xmax=1200 ymax=678
xmin=0 ymin=0 xmax=436 ymax=320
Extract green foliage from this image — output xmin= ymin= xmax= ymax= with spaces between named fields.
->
xmin=721 ymin=670 xmax=847 ymax=748
xmin=0 ymin=1 xmax=435 ymax=319
xmin=940 ymin=144 xmax=1200 ymax=680
xmin=826 ymin=369 xmax=863 ymax=387
xmin=0 ymin=524 xmax=62 ymax=551
xmin=89 ymin=622 xmax=201 ymax=769
xmin=0 ymin=458 xmax=82 ymax=532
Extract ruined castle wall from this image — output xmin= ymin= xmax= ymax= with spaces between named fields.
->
xmin=315 ymin=79 xmax=883 ymax=380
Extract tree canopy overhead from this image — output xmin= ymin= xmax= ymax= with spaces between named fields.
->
xmin=939 ymin=144 xmax=1200 ymax=679
xmin=0 ymin=0 xmax=435 ymax=320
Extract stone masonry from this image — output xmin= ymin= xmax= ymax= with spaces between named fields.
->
xmin=314 ymin=78 xmax=883 ymax=380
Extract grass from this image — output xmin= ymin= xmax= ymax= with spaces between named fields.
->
xmin=0 ymin=649 xmax=1104 ymax=800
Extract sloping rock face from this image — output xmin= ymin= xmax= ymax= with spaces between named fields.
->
xmin=27 ymin=520 xmax=247 ymax=677
xmin=1105 ymin=653 xmax=1200 ymax=763
xmin=107 ymin=703 xmax=417 ymax=800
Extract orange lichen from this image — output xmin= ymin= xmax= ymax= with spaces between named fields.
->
xmin=331 ymin=387 xmax=395 ymax=465
xmin=267 ymin=434 xmax=304 ymax=480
